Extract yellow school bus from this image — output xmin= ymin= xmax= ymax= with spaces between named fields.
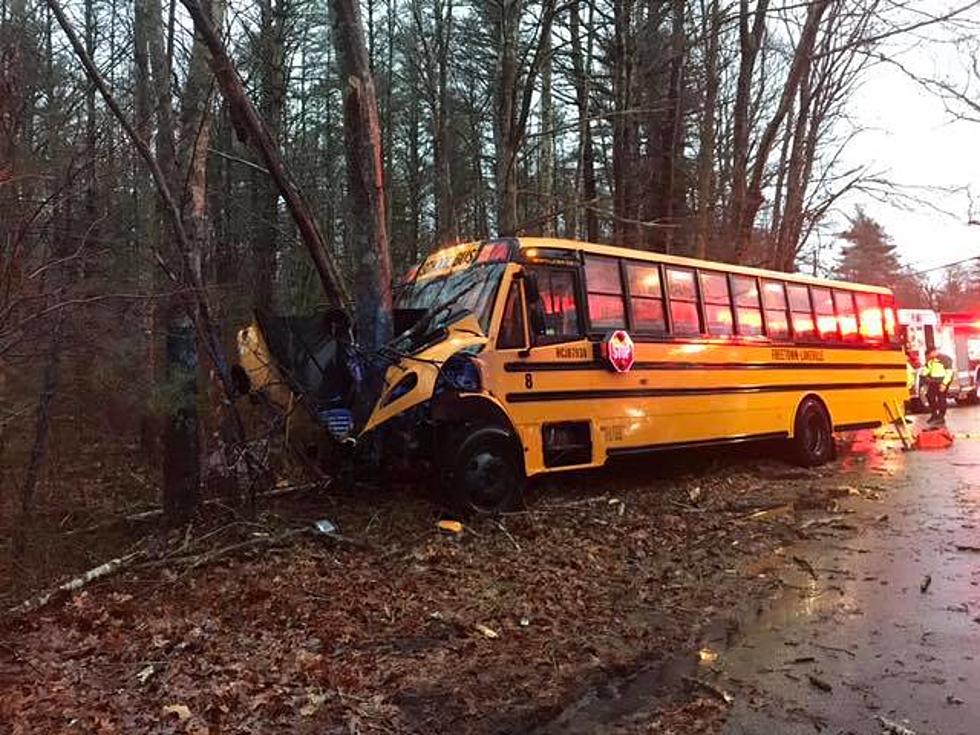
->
xmin=238 ymin=237 xmax=907 ymax=513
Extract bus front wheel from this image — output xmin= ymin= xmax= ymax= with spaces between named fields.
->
xmin=790 ymin=398 xmax=835 ymax=467
xmin=447 ymin=427 xmax=525 ymax=515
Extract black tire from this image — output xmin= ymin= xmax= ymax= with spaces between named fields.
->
xmin=447 ymin=427 xmax=525 ymax=515
xmin=790 ymin=397 xmax=835 ymax=467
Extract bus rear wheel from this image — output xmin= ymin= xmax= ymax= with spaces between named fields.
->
xmin=790 ymin=398 xmax=835 ymax=467
xmin=447 ymin=427 xmax=525 ymax=515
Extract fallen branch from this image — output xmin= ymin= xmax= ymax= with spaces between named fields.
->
xmin=812 ymin=642 xmax=856 ymax=658
xmin=9 ymin=550 xmax=145 ymax=616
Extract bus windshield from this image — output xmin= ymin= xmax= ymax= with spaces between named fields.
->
xmin=396 ymin=262 xmax=506 ymax=338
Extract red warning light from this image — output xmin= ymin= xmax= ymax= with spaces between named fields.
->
xmin=602 ymin=330 xmax=635 ymax=373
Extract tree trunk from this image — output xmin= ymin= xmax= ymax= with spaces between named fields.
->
xmin=162 ymin=312 xmax=199 ymax=524
xmin=253 ymin=0 xmax=287 ymax=309
xmin=538 ymin=20 xmax=554 ymax=236
xmin=330 ymin=0 xmax=392 ymax=351
xmin=433 ymin=0 xmax=457 ymax=242
xmin=694 ymin=0 xmax=719 ymax=259
xmin=569 ymin=0 xmax=597 ymax=242
xmin=493 ymin=0 xmax=520 ymax=235
xmin=611 ymin=0 xmax=635 ymax=245
xmin=727 ymin=0 xmax=768 ymax=259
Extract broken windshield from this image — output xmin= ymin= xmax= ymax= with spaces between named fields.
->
xmin=396 ymin=262 xmax=506 ymax=337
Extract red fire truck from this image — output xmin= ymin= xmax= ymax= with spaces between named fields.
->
xmin=940 ymin=312 xmax=980 ymax=405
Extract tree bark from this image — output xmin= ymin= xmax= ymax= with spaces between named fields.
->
xmin=330 ymin=0 xmax=393 ymax=351
xmin=538 ymin=19 xmax=554 ymax=236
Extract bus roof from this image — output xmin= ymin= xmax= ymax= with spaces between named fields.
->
xmin=514 ymin=237 xmax=893 ymax=296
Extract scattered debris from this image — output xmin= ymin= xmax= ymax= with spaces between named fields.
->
xmin=313 ymin=519 xmax=337 ymax=535
xmin=920 ymin=575 xmax=932 ymax=593
xmin=135 ymin=664 xmax=156 ymax=685
xmin=792 ymin=556 xmax=818 ymax=580
xmin=698 ymin=647 xmax=719 ymax=663
xmin=683 ymin=676 xmax=734 ymax=705
xmin=954 ymin=543 xmax=980 ymax=553
xmin=437 ymin=520 xmax=464 ymax=535
xmin=688 ymin=485 xmax=703 ymax=504
xmin=807 ymin=674 xmax=833 ymax=692
xmin=812 ymin=642 xmax=856 ymax=658
xmin=474 ymin=623 xmax=499 ymax=639
xmin=788 ymin=656 xmax=816 ymax=664
xmin=162 ymin=703 xmax=192 ymax=721
xmin=946 ymin=694 xmax=964 ymax=705
xmin=875 ymin=715 xmax=919 ymax=735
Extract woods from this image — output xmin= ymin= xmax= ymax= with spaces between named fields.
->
xmin=3 ymin=0 xmax=980 ymax=592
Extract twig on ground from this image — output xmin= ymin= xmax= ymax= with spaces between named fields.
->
xmin=812 ymin=642 xmax=856 ymax=658
xmin=9 ymin=549 xmax=145 ymax=616
xmin=496 ymin=521 xmax=522 ymax=552
xmin=876 ymin=715 xmax=919 ymax=735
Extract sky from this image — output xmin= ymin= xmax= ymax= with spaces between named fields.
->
xmin=833 ymin=4 xmax=980 ymax=281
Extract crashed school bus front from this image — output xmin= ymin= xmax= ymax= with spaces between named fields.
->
xmin=236 ymin=237 xmax=908 ymax=514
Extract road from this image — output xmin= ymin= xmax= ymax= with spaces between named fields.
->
xmin=718 ymin=406 xmax=980 ymax=735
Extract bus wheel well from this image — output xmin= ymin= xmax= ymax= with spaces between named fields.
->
xmin=793 ymin=393 xmax=831 ymax=434
xmin=432 ymin=394 xmax=524 ymax=464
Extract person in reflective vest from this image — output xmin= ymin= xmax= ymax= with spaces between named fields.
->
xmin=925 ymin=347 xmax=954 ymax=424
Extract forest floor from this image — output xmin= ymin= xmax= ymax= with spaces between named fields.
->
xmin=0 ymin=434 xmax=904 ymax=734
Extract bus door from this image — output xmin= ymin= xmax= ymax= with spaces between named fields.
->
xmin=488 ymin=264 xmax=598 ymax=474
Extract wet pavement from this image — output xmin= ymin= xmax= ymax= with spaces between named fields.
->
xmin=718 ymin=406 xmax=980 ymax=735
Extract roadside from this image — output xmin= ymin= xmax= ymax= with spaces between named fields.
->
xmin=0 ymin=433 xmax=908 ymax=733
xmin=716 ymin=406 xmax=980 ymax=735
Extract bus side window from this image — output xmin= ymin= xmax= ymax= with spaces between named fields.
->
xmin=497 ymin=282 xmax=526 ymax=349
xmin=666 ymin=267 xmax=702 ymax=335
xmin=525 ymin=267 xmax=581 ymax=344
xmin=701 ymin=271 xmax=734 ymax=336
xmin=833 ymin=290 xmax=859 ymax=342
xmin=732 ymin=275 xmax=763 ymax=336
xmin=584 ymin=255 xmax=626 ymax=330
xmin=811 ymin=287 xmax=839 ymax=341
xmin=855 ymin=292 xmax=884 ymax=341
xmin=762 ymin=280 xmax=790 ymax=339
xmin=786 ymin=283 xmax=816 ymax=340
xmin=626 ymin=261 xmax=666 ymax=333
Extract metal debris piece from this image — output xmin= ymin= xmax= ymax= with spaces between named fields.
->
xmin=313 ymin=519 xmax=337 ymax=535
xmin=475 ymin=623 xmax=499 ymax=639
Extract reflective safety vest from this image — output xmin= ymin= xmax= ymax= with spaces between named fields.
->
xmin=906 ymin=362 xmax=916 ymax=391
xmin=926 ymin=355 xmax=953 ymax=385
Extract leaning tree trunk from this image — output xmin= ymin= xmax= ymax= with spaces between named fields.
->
xmin=330 ymin=0 xmax=392 ymax=351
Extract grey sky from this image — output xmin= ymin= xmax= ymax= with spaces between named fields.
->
xmin=833 ymin=4 xmax=980 ymax=279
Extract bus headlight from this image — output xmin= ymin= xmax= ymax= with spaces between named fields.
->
xmin=436 ymin=353 xmax=482 ymax=394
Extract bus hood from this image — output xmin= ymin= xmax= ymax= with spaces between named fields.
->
xmin=362 ymin=313 xmax=488 ymax=434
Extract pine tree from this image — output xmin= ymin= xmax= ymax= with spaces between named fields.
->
xmin=835 ymin=207 xmax=904 ymax=286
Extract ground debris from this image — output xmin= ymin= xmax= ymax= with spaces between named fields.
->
xmin=683 ymin=676 xmax=734 ymax=705
xmin=807 ymin=674 xmax=833 ymax=692
xmin=791 ymin=555 xmax=818 ymax=580
xmin=920 ymin=575 xmax=932 ymax=593
xmin=876 ymin=715 xmax=920 ymax=734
